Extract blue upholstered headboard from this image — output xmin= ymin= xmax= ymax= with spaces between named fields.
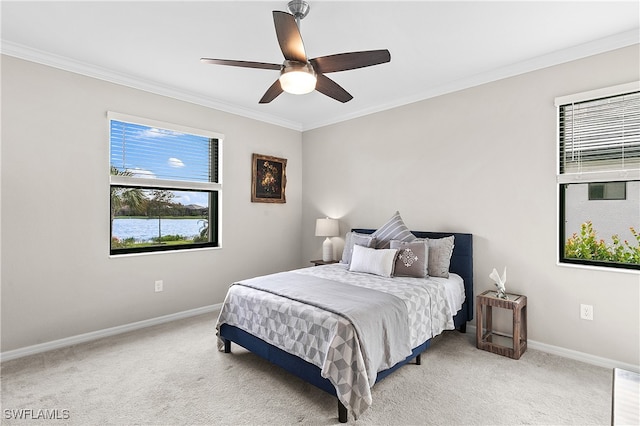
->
xmin=351 ymin=229 xmax=474 ymax=323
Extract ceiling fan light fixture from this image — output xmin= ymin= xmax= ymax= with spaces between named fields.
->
xmin=201 ymin=4 xmax=390 ymax=103
xmin=279 ymin=61 xmax=317 ymax=95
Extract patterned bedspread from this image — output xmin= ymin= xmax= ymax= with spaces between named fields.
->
xmin=216 ymin=263 xmax=456 ymax=418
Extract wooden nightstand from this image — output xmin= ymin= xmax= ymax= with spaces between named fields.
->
xmin=476 ymin=290 xmax=527 ymax=359
xmin=310 ymin=259 xmax=338 ymax=266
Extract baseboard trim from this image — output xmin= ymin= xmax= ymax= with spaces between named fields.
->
xmin=3 ymin=310 xmax=637 ymax=373
xmin=467 ymin=325 xmax=639 ymax=373
xmin=0 ymin=304 xmax=221 ymax=362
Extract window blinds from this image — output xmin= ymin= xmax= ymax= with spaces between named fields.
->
xmin=558 ymin=90 xmax=640 ymax=182
xmin=110 ymin=120 xmax=217 ymax=183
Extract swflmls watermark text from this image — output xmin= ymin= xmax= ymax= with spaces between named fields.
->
xmin=4 ymin=409 xmax=70 ymax=420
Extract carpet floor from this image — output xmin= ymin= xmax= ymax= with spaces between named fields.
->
xmin=1 ymin=312 xmax=612 ymax=425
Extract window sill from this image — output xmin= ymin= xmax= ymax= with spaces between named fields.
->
xmin=557 ymin=261 xmax=640 ymax=275
xmin=109 ymin=246 xmax=222 ymax=259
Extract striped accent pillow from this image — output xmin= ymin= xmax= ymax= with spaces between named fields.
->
xmin=371 ymin=211 xmax=416 ymax=249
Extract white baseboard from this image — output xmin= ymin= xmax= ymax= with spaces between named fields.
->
xmin=3 ymin=310 xmax=637 ymax=374
xmin=0 ymin=304 xmax=221 ymax=362
xmin=467 ymin=325 xmax=639 ymax=373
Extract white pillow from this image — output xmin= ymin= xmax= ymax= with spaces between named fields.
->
xmin=348 ymin=245 xmax=398 ymax=277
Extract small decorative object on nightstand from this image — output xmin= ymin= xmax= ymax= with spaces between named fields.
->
xmin=476 ymin=289 xmax=527 ymax=359
xmin=310 ymin=259 xmax=339 ymax=266
xmin=489 ymin=267 xmax=508 ymax=299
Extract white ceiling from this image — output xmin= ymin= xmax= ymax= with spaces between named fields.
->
xmin=2 ymin=1 xmax=639 ymax=131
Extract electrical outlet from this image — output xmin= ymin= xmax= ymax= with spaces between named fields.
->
xmin=580 ymin=304 xmax=593 ymax=320
xmin=155 ymin=280 xmax=163 ymax=292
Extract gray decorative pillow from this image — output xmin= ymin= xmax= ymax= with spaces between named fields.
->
xmin=421 ymin=236 xmax=455 ymax=278
xmin=390 ymin=240 xmax=428 ymax=278
xmin=340 ymin=232 xmax=377 ymax=264
xmin=371 ymin=211 xmax=416 ymax=249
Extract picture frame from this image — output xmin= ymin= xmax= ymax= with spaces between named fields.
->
xmin=251 ymin=153 xmax=287 ymax=203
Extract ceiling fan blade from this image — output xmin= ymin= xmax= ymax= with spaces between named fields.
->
xmin=315 ymin=74 xmax=353 ymax=103
xmin=273 ymin=11 xmax=307 ymax=62
xmin=259 ymin=79 xmax=284 ymax=104
xmin=310 ymin=49 xmax=390 ymax=74
xmin=200 ymin=58 xmax=281 ymax=71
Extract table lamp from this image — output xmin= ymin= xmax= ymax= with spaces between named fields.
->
xmin=315 ymin=218 xmax=339 ymax=261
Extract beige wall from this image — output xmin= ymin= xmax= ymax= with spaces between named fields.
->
xmin=1 ymin=56 xmax=303 ymax=352
xmin=301 ymin=45 xmax=640 ymax=366
xmin=2 ymin=45 xmax=639 ymax=366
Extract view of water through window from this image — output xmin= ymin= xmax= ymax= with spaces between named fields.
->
xmin=112 ymin=218 xmax=204 ymax=242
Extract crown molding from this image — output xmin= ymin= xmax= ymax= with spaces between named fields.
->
xmin=3 ymin=28 xmax=638 ymax=133
xmin=302 ymin=28 xmax=640 ymax=131
xmin=0 ymin=40 xmax=303 ymax=132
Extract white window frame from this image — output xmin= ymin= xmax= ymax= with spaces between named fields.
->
xmin=555 ymin=82 xmax=640 ymax=272
xmin=108 ymin=111 xmax=224 ymax=255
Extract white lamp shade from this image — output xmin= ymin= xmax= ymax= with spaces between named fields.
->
xmin=315 ymin=218 xmax=339 ymax=237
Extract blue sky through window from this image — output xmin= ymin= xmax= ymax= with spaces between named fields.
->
xmin=110 ymin=120 xmax=214 ymax=207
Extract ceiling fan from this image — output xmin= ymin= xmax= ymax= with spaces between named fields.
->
xmin=201 ymin=0 xmax=391 ymax=104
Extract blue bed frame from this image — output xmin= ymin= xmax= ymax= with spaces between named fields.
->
xmin=219 ymin=230 xmax=473 ymax=422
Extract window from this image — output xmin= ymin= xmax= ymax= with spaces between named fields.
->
xmin=588 ymin=182 xmax=626 ymax=201
xmin=109 ymin=112 xmax=222 ymax=255
xmin=556 ymin=82 xmax=640 ymax=270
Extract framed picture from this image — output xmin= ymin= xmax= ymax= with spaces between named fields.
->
xmin=251 ymin=153 xmax=287 ymax=203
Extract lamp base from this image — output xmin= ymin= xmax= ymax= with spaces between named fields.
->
xmin=322 ymin=237 xmax=333 ymax=262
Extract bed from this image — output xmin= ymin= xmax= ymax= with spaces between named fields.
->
xmin=216 ymin=229 xmax=473 ymax=422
